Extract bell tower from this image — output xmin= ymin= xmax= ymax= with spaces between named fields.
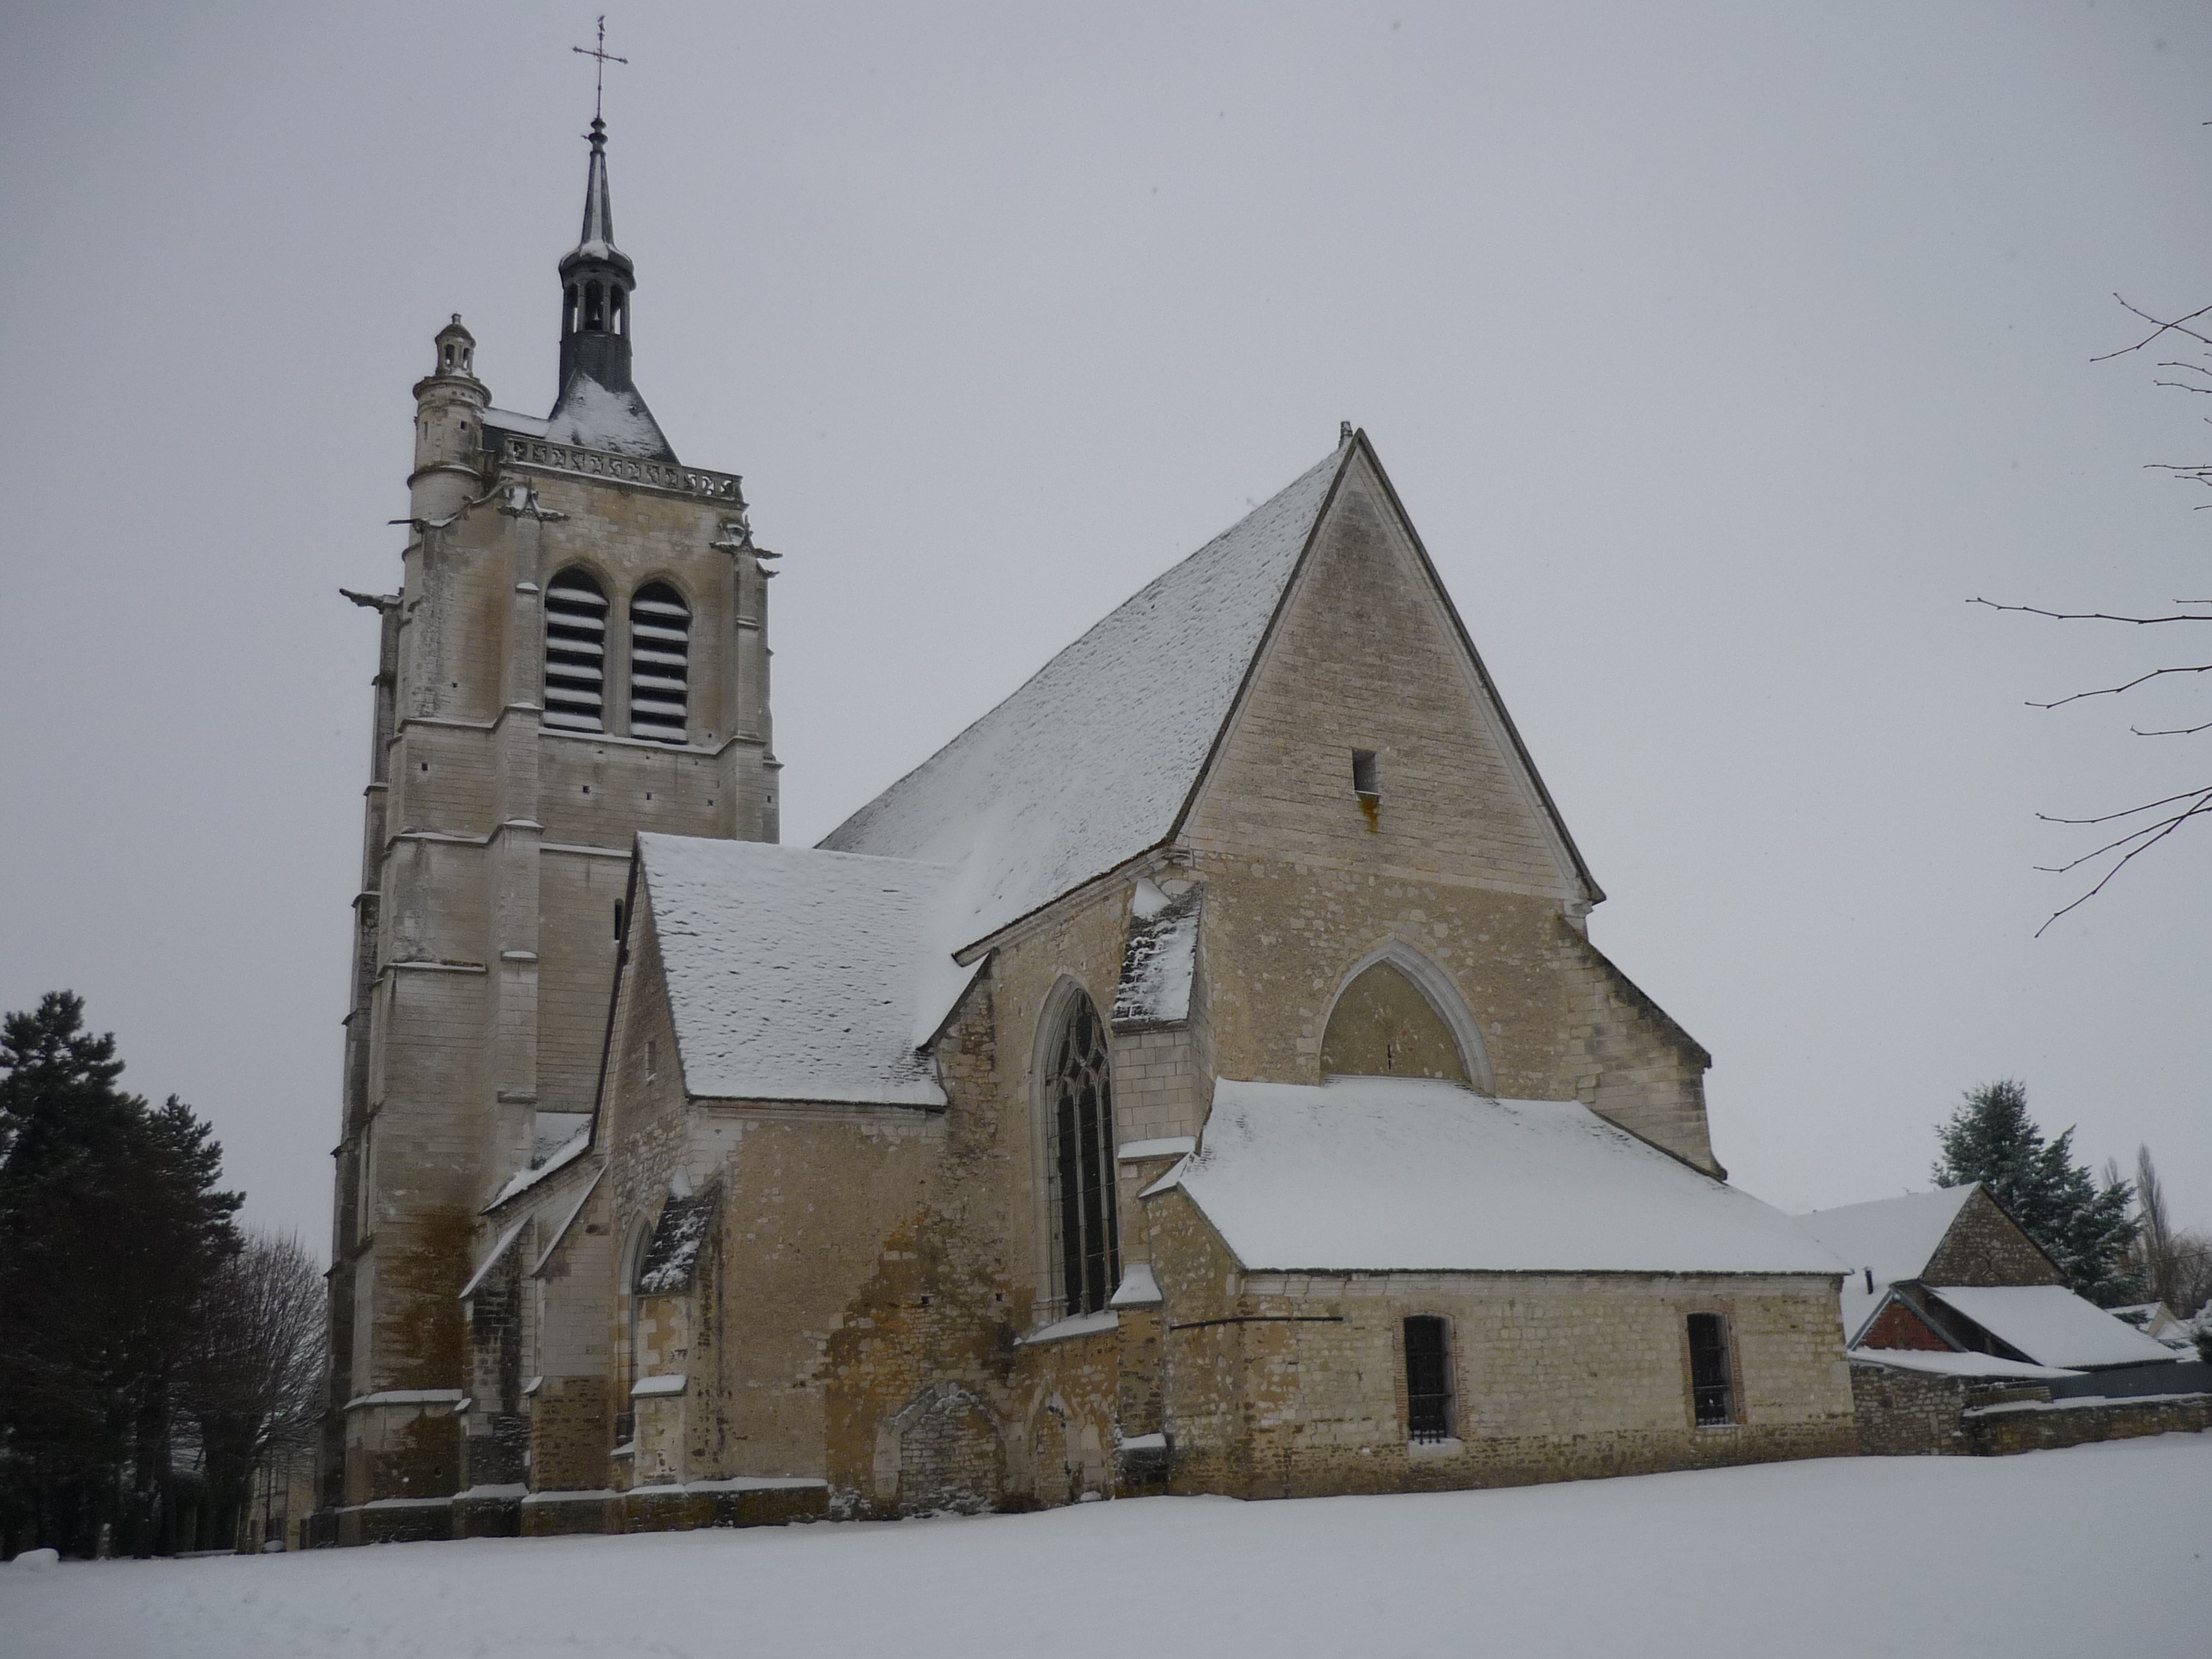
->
xmin=321 ymin=113 xmax=781 ymax=1543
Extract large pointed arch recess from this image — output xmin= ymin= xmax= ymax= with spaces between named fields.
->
xmin=1320 ymin=944 xmax=1493 ymax=1094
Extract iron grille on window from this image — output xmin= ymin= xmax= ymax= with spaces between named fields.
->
xmin=543 ymin=569 xmax=608 ymax=732
xmin=628 ymin=582 xmax=690 ymax=743
xmin=1047 ymin=995 xmax=1118 ymax=1317
xmin=1403 ymin=1315 xmax=1452 ymax=1441
xmin=1688 ymin=1312 xmax=1734 ymax=1426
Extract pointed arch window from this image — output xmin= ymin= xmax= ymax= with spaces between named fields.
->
xmin=543 ymin=569 xmax=608 ymax=733
xmin=628 ymin=582 xmax=690 ymax=744
xmin=1046 ymin=993 xmax=1118 ymax=1317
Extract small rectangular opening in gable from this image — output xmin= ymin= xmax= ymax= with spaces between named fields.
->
xmin=1351 ymin=748 xmax=1380 ymax=798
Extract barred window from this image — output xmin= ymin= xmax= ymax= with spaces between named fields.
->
xmin=1404 ymin=1315 xmax=1453 ymax=1441
xmin=1688 ymin=1312 xmax=1734 ymax=1426
xmin=1046 ymin=994 xmax=1117 ymax=1317
xmin=629 ymin=582 xmax=690 ymax=744
xmin=543 ymin=569 xmax=608 ymax=733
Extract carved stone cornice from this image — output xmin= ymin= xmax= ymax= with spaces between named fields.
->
xmin=495 ymin=432 xmax=743 ymax=503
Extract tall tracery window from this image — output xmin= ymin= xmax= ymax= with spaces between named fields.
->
xmin=543 ymin=568 xmax=608 ymax=733
xmin=1046 ymin=994 xmax=1118 ymax=1318
xmin=628 ymin=582 xmax=691 ymax=743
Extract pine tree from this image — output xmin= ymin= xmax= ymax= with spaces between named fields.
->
xmin=0 ymin=993 xmax=241 ymax=1559
xmin=1930 ymin=1078 xmax=2139 ymax=1305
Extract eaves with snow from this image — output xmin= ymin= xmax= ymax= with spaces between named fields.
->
xmin=1146 ymin=1077 xmax=1850 ymax=1276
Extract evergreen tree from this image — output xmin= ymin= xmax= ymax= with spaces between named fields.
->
xmin=1931 ymin=1078 xmax=2139 ymax=1305
xmin=0 ymin=993 xmax=240 ymax=1559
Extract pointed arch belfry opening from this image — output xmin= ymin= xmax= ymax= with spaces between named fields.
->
xmin=1320 ymin=944 xmax=1492 ymax=1092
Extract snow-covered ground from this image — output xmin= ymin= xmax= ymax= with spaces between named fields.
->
xmin=6 ymin=1437 xmax=2207 ymax=1659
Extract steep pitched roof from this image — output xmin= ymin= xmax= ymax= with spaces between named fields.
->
xmin=637 ymin=834 xmax=958 ymax=1107
xmin=1146 ymin=1077 xmax=1847 ymax=1275
xmin=1797 ymin=1186 xmax=1980 ymax=1343
xmin=820 ymin=442 xmax=1350 ymax=948
xmin=1796 ymin=1187 xmax=1979 ymax=1287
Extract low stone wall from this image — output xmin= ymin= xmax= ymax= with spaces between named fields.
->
xmin=1965 ymin=1393 xmax=2209 ymax=1456
xmin=519 ymin=1479 xmax=829 ymax=1538
xmin=1850 ymin=1362 xmax=1972 ymax=1457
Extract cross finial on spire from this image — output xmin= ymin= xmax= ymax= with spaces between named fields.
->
xmin=572 ymin=16 xmax=627 ymax=124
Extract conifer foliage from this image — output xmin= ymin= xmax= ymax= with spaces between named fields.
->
xmin=0 ymin=992 xmax=243 ymax=1558
xmin=1931 ymin=1079 xmax=2139 ymax=1306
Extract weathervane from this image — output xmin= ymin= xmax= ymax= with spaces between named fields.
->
xmin=572 ymin=16 xmax=628 ymax=122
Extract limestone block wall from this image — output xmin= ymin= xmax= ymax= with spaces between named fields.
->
xmin=1144 ymin=1190 xmax=1852 ymax=1497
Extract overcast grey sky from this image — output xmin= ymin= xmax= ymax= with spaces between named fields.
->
xmin=3 ymin=2 xmax=2208 ymax=1252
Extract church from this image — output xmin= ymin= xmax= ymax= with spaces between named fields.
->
xmin=320 ymin=116 xmax=1854 ymax=1545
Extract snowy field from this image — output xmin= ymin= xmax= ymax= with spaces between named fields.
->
xmin=5 ymin=1436 xmax=2208 ymax=1659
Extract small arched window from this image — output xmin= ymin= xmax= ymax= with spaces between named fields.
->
xmin=629 ymin=582 xmax=690 ymax=744
xmin=1046 ymin=993 xmax=1117 ymax=1317
xmin=584 ymin=282 xmax=605 ymax=330
xmin=563 ymin=283 xmax=579 ymax=335
xmin=613 ymin=291 xmax=627 ymax=337
xmin=543 ymin=569 xmax=608 ymax=733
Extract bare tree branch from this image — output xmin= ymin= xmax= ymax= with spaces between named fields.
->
xmin=2027 ymin=662 xmax=2212 ymax=709
xmin=2091 ymin=296 xmax=2212 ymax=360
xmin=2034 ymin=785 xmax=2212 ymax=827
xmin=1967 ymin=597 xmax=2212 ymax=626
xmin=2033 ymin=791 xmax=2212 ymax=937
xmin=2133 ymin=718 xmax=2212 ymax=736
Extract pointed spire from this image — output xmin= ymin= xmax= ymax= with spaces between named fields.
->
xmin=550 ymin=116 xmax=675 ymax=462
xmin=576 ymin=117 xmax=619 ymax=258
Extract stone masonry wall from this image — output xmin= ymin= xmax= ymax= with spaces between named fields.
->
xmin=1146 ymin=1189 xmax=1852 ymax=1497
xmin=1173 ymin=461 xmax=1715 ymax=1170
xmin=1923 ymin=1187 xmax=2065 ymax=1287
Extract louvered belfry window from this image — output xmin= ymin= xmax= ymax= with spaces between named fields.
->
xmin=543 ymin=569 xmax=608 ymax=733
xmin=1047 ymin=995 xmax=1118 ymax=1317
xmin=628 ymin=582 xmax=690 ymax=744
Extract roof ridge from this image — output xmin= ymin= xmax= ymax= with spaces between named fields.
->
xmin=817 ymin=441 xmax=1352 ymax=948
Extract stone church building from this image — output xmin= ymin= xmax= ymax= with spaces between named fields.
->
xmin=320 ymin=120 xmax=1853 ymax=1544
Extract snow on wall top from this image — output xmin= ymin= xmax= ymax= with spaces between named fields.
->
xmin=639 ymin=833 xmax=954 ymax=1107
xmin=1849 ymin=1349 xmax=2082 ymax=1382
xmin=1795 ymin=1187 xmax=1978 ymax=1289
xmin=821 ymin=442 xmax=1348 ymax=949
xmin=1926 ymin=1285 xmax=2180 ymax=1370
xmin=635 ymin=1188 xmax=716 ymax=1295
xmin=1113 ymin=880 xmax=1200 ymax=1027
xmin=1151 ymin=1077 xmax=1851 ymax=1275
xmin=544 ymin=372 xmax=676 ymax=461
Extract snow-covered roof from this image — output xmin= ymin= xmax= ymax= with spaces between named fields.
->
xmin=545 ymin=372 xmax=675 ymax=461
xmin=1848 ymin=1349 xmax=2082 ymax=1382
xmin=1795 ymin=1187 xmax=1978 ymax=1287
xmin=639 ymin=834 xmax=954 ymax=1107
xmin=458 ymin=1217 xmax=529 ymax=1301
xmin=486 ymin=1122 xmax=593 ymax=1211
xmin=821 ymin=442 xmax=1348 ymax=949
xmin=1148 ymin=1077 xmax=1851 ymax=1275
xmin=483 ymin=406 xmax=552 ymax=440
xmin=1926 ymin=1286 xmax=2182 ymax=1370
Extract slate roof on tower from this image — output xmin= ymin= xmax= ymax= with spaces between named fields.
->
xmin=823 ymin=433 xmax=1599 ymax=952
